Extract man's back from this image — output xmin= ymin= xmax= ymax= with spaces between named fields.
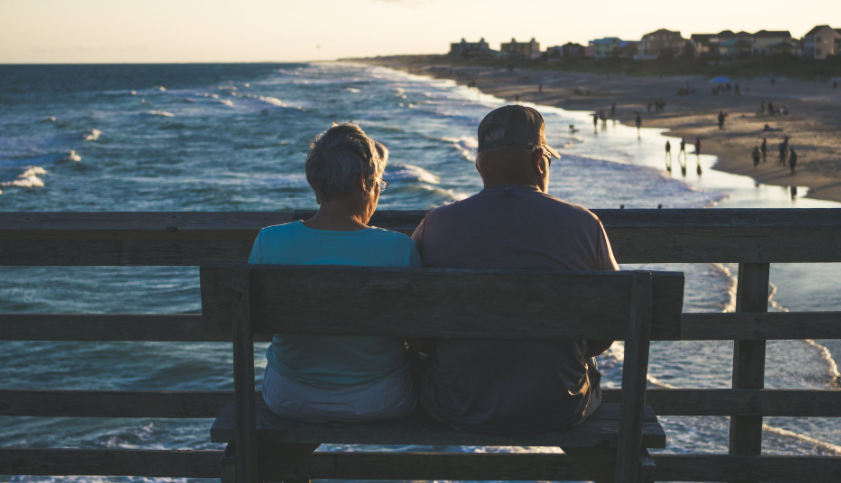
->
xmin=412 ymin=185 xmax=618 ymax=433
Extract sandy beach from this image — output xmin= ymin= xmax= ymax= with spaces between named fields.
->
xmin=366 ymin=60 xmax=841 ymax=203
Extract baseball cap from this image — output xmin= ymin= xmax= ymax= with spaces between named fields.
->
xmin=477 ymin=105 xmax=560 ymax=158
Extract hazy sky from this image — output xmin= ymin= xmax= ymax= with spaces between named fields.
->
xmin=1 ymin=0 xmax=838 ymax=63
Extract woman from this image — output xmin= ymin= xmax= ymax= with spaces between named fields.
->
xmin=249 ymin=123 xmax=420 ymax=422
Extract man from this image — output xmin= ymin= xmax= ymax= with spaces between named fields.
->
xmin=412 ymin=105 xmax=618 ymax=433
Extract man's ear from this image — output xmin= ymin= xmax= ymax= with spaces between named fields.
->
xmin=532 ymin=148 xmax=546 ymax=175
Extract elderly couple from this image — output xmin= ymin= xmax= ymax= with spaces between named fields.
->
xmin=249 ymin=105 xmax=619 ymax=434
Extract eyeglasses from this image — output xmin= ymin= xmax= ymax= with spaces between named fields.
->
xmin=378 ymin=179 xmax=389 ymax=192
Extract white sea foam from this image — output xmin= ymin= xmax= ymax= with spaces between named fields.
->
xmin=441 ymin=135 xmax=478 ymax=161
xmin=219 ymin=99 xmax=234 ymax=107
xmin=154 ymin=85 xmax=166 ymax=92
xmin=40 ymin=116 xmax=57 ymax=123
xmin=145 ymin=110 xmax=175 ymax=117
xmin=242 ymin=94 xmax=286 ymax=107
xmin=386 ymin=164 xmax=440 ymax=184
xmin=394 ymin=87 xmax=406 ymax=98
xmin=130 ymin=90 xmax=137 ymax=95
xmin=243 ymin=83 xmax=250 ymax=87
xmin=62 ymin=150 xmax=82 ymax=162
xmin=195 ymin=92 xmax=220 ymax=99
xmin=345 ymin=87 xmax=360 ymax=93
xmin=83 ymin=129 xmax=102 ymax=141
xmin=216 ymin=85 xmax=237 ymax=91
xmin=1 ymin=166 xmax=47 ymax=188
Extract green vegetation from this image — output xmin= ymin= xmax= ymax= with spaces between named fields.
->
xmin=356 ymin=54 xmax=841 ymax=81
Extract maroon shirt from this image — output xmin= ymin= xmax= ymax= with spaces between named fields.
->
xmin=412 ymin=185 xmax=619 ymax=433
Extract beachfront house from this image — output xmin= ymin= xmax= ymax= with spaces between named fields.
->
xmin=586 ymin=37 xmax=633 ymax=58
xmin=689 ymin=30 xmax=753 ymax=58
xmin=500 ymin=38 xmax=541 ymax=59
xmin=546 ymin=42 xmax=586 ymax=60
xmin=639 ymin=29 xmax=687 ymax=59
xmin=802 ymin=25 xmax=841 ymax=60
xmin=751 ymin=30 xmax=793 ymax=55
xmin=449 ymin=38 xmax=493 ymax=57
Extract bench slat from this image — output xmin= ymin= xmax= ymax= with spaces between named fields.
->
xmin=210 ymin=401 xmax=665 ymax=448
xmin=200 ymin=266 xmax=684 ymax=340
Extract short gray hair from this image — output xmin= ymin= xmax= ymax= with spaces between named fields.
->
xmin=305 ymin=123 xmax=388 ymax=204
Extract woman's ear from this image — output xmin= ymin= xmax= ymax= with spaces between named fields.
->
xmin=532 ymin=148 xmax=546 ymax=175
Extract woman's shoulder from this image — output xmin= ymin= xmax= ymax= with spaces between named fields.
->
xmin=364 ymin=226 xmax=416 ymax=247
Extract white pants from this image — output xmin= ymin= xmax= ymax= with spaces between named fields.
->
xmin=262 ymin=365 xmax=417 ymax=422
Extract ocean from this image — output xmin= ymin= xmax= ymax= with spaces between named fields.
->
xmin=1 ymin=62 xmax=840 ymax=482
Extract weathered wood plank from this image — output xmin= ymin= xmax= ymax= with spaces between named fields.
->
xmin=615 ymin=272 xmax=653 ymax=483
xmin=2 ymin=209 xmax=839 ymax=265
xmin=1 ymin=311 xmax=838 ymax=342
xmin=5 ymin=388 xmax=840 ymax=419
xmin=210 ymin=400 xmax=666 ymax=448
xmin=231 ymin=267 xmax=259 ymax=483
xmin=0 ymin=448 xmax=221 ymax=478
xmin=681 ymin=312 xmax=841 ymax=340
xmin=3 ymin=449 xmax=838 ymax=482
xmin=730 ymin=263 xmax=770 ymax=483
xmin=201 ymin=266 xmax=684 ymax=341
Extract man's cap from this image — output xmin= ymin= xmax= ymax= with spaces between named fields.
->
xmin=477 ymin=105 xmax=560 ymax=158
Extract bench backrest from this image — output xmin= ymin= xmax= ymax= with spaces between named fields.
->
xmin=199 ymin=264 xmax=684 ymax=483
xmin=200 ymin=265 xmax=685 ymax=340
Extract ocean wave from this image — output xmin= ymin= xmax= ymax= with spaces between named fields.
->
xmin=240 ymin=94 xmax=286 ymax=107
xmin=83 ymin=129 xmax=102 ymax=141
xmin=216 ymin=85 xmax=237 ymax=91
xmin=1 ymin=166 xmax=47 ymax=188
xmin=345 ymin=88 xmax=360 ymax=93
xmin=195 ymin=92 xmax=220 ymax=99
xmin=154 ymin=85 xmax=166 ymax=92
xmin=144 ymin=110 xmax=175 ymax=117
xmin=441 ymin=135 xmax=478 ymax=161
xmin=62 ymin=150 xmax=82 ymax=162
xmin=39 ymin=116 xmax=56 ymax=123
xmin=218 ymin=99 xmax=234 ymax=107
xmin=386 ymin=163 xmax=440 ymax=184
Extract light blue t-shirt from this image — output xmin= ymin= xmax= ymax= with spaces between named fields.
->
xmin=248 ymin=220 xmax=421 ymax=387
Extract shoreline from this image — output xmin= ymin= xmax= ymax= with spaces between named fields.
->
xmin=363 ymin=60 xmax=841 ymax=203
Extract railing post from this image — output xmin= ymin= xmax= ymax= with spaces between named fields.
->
xmin=729 ymin=262 xmax=770 ymax=482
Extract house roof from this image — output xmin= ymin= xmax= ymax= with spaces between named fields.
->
xmin=642 ymin=28 xmax=682 ymax=38
xmin=754 ymin=30 xmax=791 ymax=38
xmin=804 ymin=25 xmax=832 ymax=37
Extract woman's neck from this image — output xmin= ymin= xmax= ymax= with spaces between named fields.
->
xmin=302 ymin=200 xmax=369 ymax=232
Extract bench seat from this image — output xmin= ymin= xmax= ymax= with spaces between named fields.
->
xmin=211 ymin=400 xmax=666 ymax=449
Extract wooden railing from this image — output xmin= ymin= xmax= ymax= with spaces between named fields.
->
xmin=1 ymin=209 xmax=841 ymax=482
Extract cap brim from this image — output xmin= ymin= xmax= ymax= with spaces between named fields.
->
xmin=543 ymin=144 xmax=560 ymax=159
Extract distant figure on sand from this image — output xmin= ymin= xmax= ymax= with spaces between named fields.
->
xmin=665 ymin=141 xmax=672 ymax=172
xmin=752 ymin=146 xmax=761 ymax=169
xmin=761 ymin=100 xmax=766 ymax=115
xmin=761 ymin=137 xmax=767 ymax=162
xmin=695 ymin=137 xmax=702 ymax=156
xmin=592 ymin=112 xmax=599 ymax=131
xmin=611 ymin=102 xmax=616 ymax=120
xmin=779 ymin=136 xmax=789 ymax=166
xmin=769 ymin=101 xmax=775 ymax=116
xmin=635 ymin=112 xmax=642 ymax=135
xmin=718 ymin=111 xmax=726 ymax=130
xmin=789 ymin=148 xmax=797 ymax=174
xmin=515 ymin=95 xmax=520 ymax=102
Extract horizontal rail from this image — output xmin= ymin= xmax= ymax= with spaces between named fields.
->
xmin=1 ymin=209 xmax=840 ymax=264
xmin=3 ymin=312 xmax=839 ymax=341
xmin=1 ymin=449 xmax=840 ymax=482
xmin=4 ymin=389 xmax=841 ymax=418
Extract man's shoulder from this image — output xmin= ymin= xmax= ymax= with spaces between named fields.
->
xmin=535 ymin=193 xmax=602 ymax=224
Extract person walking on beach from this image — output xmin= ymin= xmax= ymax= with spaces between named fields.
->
xmin=752 ymin=146 xmax=761 ymax=169
xmin=592 ymin=112 xmax=599 ymax=131
xmin=789 ymin=148 xmax=797 ymax=174
xmin=611 ymin=102 xmax=616 ymax=121
xmin=677 ymin=137 xmax=687 ymax=176
xmin=411 ymin=104 xmax=617 ymax=434
xmin=761 ymin=137 xmax=767 ymax=162
xmin=779 ymin=136 xmax=789 ymax=166
xmin=768 ymin=101 xmax=775 ymax=116
xmin=665 ymin=140 xmax=672 ymax=172
xmin=695 ymin=137 xmax=703 ymax=175
xmin=718 ymin=111 xmax=726 ymax=130
xmin=635 ymin=112 xmax=642 ymax=136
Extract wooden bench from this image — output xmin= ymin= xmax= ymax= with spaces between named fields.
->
xmin=201 ymin=264 xmax=685 ymax=483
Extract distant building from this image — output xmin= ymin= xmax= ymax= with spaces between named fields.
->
xmin=752 ymin=30 xmax=792 ymax=55
xmin=689 ymin=30 xmax=753 ymax=57
xmin=546 ymin=42 xmax=586 ymax=59
xmin=586 ymin=37 xmax=630 ymax=58
xmin=802 ymin=25 xmax=841 ymax=60
xmin=500 ymin=38 xmax=541 ymax=59
xmin=639 ymin=29 xmax=686 ymax=59
xmin=449 ymin=38 xmax=492 ymax=57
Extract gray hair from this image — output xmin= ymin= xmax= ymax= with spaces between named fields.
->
xmin=305 ymin=123 xmax=388 ymax=204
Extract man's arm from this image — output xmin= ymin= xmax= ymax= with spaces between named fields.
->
xmin=586 ymin=219 xmax=620 ymax=358
xmin=407 ymin=215 xmax=434 ymax=354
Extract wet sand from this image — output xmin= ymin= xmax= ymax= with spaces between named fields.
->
xmin=365 ymin=61 xmax=841 ymax=203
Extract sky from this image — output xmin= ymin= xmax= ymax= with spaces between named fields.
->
xmin=1 ymin=0 xmax=839 ymax=63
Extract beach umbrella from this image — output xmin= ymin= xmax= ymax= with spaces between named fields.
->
xmin=710 ymin=76 xmax=732 ymax=84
